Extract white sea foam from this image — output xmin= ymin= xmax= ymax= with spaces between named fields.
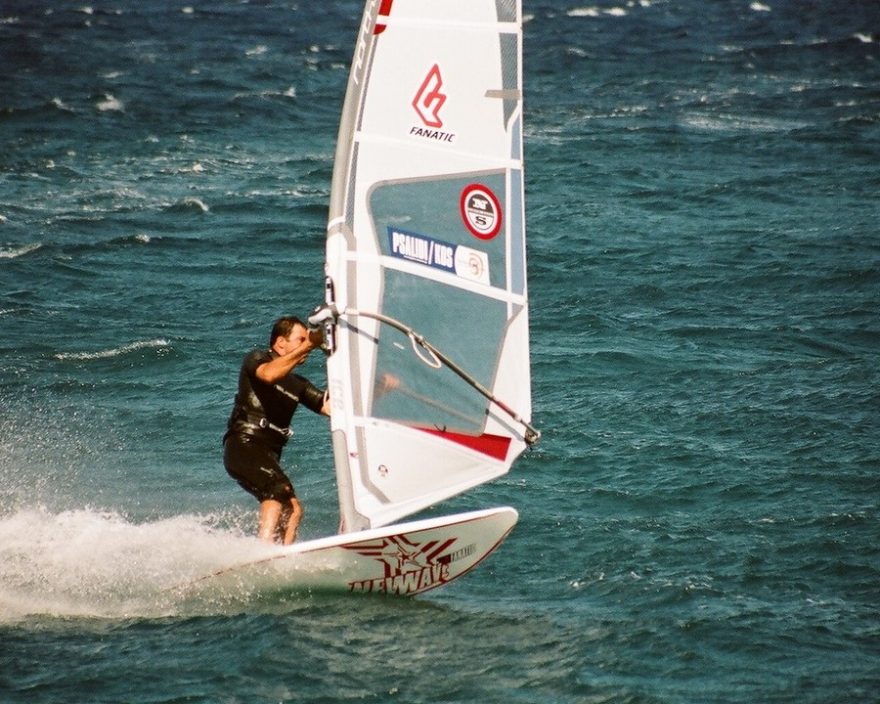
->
xmin=682 ymin=112 xmax=806 ymax=133
xmin=750 ymin=2 xmax=771 ymax=11
xmin=854 ymin=33 xmax=873 ymax=44
xmin=96 ymin=93 xmax=125 ymax=112
xmin=0 ymin=243 xmax=42 ymax=259
xmin=167 ymin=196 xmax=209 ymax=213
xmin=0 ymin=507 xmax=278 ymax=620
xmin=50 ymin=96 xmax=73 ymax=112
xmin=567 ymin=6 xmax=627 ymax=17
xmin=568 ymin=7 xmax=599 ymax=17
xmin=54 ymin=338 xmax=171 ymax=361
xmin=246 ymin=44 xmax=268 ymax=57
xmin=237 ymin=87 xmax=298 ymax=102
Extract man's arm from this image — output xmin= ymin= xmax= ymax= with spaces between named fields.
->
xmin=255 ymin=329 xmax=322 ymax=384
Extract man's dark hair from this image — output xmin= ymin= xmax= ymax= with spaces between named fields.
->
xmin=269 ymin=316 xmax=306 ymax=347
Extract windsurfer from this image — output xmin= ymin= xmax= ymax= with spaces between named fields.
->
xmin=223 ymin=316 xmax=330 ymax=544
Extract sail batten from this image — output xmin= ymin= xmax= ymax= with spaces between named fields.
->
xmin=352 ymin=132 xmax=523 ymax=167
xmin=339 ymin=257 xmax=527 ymax=302
xmin=324 ymin=0 xmax=533 ymax=532
xmin=376 ymin=17 xmax=520 ymax=30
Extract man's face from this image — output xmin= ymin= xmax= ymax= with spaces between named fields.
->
xmin=276 ymin=324 xmax=308 ymax=355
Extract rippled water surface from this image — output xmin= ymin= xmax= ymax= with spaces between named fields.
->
xmin=2 ymin=1 xmax=879 ymax=702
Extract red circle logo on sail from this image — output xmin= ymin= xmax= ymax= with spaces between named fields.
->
xmin=460 ymin=185 xmax=502 ymax=240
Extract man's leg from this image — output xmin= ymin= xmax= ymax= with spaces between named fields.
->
xmin=258 ymin=499 xmax=283 ymax=543
xmin=281 ymin=497 xmax=303 ymax=545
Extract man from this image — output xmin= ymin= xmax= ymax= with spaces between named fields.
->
xmin=223 ymin=316 xmax=329 ymax=545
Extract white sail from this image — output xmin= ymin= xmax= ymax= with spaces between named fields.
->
xmin=322 ymin=0 xmax=534 ymax=531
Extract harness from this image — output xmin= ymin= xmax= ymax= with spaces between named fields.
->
xmin=235 ymin=410 xmax=293 ymax=439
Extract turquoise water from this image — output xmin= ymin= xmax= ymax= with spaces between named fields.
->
xmin=2 ymin=1 xmax=879 ymax=702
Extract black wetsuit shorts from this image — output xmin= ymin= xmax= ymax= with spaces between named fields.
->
xmin=223 ymin=434 xmax=296 ymax=503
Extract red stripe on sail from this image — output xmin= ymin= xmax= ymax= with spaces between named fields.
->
xmin=416 ymin=427 xmax=511 ymax=461
xmin=375 ymin=0 xmax=394 ymax=34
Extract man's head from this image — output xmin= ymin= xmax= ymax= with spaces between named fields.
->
xmin=269 ymin=316 xmax=308 ymax=353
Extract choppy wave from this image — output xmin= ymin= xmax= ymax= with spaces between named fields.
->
xmin=50 ymin=96 xmax=75 ymax=112
xmin=0 ymin=97 xmax=79 ymax=118
xmin=567 ymin=6 xmax=629 ymax=18
xmin=165 ymin=197 xmax=209 ymax=213
xmin=95 ymin=93 xmax=125 ymax=112
xmin=103 ymin=233 xmax=152 ymax=246
xmin=681 ymin=112 xmax=808 ymax=133
xmin=54 ymin=338 xmax=171 ymax=361
xmin=0 ymin=243 xmax=42 ymax=259
xmin=233 ymin=87 xmax=298 ymax=102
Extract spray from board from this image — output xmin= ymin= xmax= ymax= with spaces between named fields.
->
xmin=0 ymin=507 xmax=300 ymax=620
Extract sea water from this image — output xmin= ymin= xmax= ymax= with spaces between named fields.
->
xmin=1 ymin=1 xmax=878 ymax=702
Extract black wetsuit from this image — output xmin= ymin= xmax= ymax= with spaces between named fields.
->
xmin=223 ymin=348 xmax=325 ymax=503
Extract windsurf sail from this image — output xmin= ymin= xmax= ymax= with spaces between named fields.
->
xmin=320 ymin=0 xmax=536 ymax=532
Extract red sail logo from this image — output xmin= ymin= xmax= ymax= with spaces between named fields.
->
xmin=412 ymin=64 xmax=446 ymax=128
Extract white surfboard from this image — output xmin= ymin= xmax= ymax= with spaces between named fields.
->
xmin=179 ymin=507 xmax=517 ymax=597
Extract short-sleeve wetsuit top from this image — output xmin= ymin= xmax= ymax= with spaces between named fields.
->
xmin=224 ymin=348 xmax=325 ymax=454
